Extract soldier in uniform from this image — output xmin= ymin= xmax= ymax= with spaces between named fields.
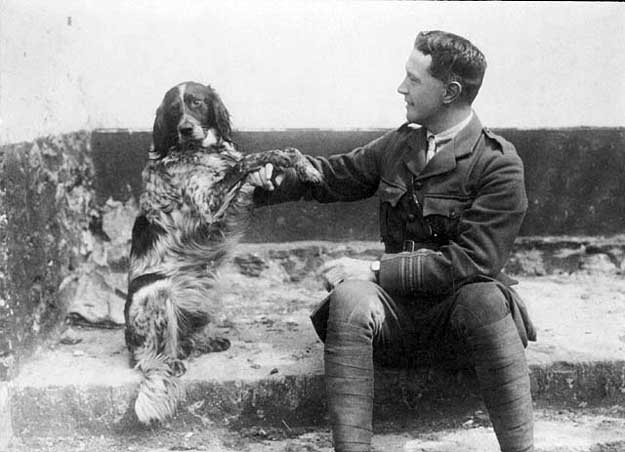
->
xmin=249 ymin=30 xmax=536 ymax=452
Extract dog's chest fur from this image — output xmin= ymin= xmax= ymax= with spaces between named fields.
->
xmin=131 ymin=145 xmax=249 ymax=281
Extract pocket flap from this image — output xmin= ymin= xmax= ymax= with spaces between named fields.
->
xmin=377 ymin=179 xmax=406 ymax=207
xmin=423 ymin=196 xmax=471 ymax=218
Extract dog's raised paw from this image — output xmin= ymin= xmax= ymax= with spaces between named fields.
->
xmin=296 ymin=161 xmax=323 ymax=184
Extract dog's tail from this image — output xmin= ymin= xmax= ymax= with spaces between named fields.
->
xmin=134 ymin=351 xmax=186 ymax=424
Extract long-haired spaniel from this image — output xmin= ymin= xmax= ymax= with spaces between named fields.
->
xmin=124 ymin=81 xmax=322 ymax=424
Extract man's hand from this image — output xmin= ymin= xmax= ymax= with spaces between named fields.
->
xmin=247 ymin=163 xmax=285 ymax=191
xmin=318 ymin=257 xmax=377 ymax=291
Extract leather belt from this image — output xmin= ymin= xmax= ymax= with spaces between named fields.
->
xmin=402 ymin=240 xmax=440 ymax=252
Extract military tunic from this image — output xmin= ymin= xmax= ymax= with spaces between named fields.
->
xmin=254 ymin=114 xmax=535 ymax=343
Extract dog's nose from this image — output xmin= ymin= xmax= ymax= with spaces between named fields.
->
xmin=178 ymin=122 xmax=194 ymax=136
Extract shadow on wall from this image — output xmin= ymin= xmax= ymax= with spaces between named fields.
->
xmin=92 ymin=127 xmax=625 ymax=241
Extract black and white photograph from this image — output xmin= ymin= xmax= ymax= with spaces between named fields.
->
xmin=0 ymin=1 xmax=624 ymax=451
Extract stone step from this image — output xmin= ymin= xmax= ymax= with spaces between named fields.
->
xmin=5 ymin=273 xmax=625 ymax=442
xmin=6 ymin=408 xmax=625 ymax=451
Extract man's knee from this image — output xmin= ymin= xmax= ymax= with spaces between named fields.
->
xmin=329 ymin=279 xmax=385 ymax=330
xmin=450 ymin=282 xmax=510 ymax=334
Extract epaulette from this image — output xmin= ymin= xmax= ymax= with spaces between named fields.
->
xmin=483 ymin=127 xmax=515 ymax=154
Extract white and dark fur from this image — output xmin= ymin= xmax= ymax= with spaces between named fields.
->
xmin=124 ymin=81 xmax=322 ymax=424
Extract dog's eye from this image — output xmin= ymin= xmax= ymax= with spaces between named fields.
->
xmin=190 ymin=99 xmax=203 ymax=107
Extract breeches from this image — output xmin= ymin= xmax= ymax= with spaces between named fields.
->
xmin=320 ymin=279 xmax=534 ymax=452
xmin=321 ymin=279 xmax=517 ymax=368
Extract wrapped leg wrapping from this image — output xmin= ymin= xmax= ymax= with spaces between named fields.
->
xmin=325 ymin=320 xmax=373 ymax=452
xmin=468 ymin=314 xmax=534 ymax=452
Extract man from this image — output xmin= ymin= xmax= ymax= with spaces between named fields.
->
xmin=249 ymin=30 xmax=536 ymax=452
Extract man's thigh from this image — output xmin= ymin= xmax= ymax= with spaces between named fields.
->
xmin=375 ymin=289 xmax=463 ymax=369
xmin=312 ymin=279 xmax=420 ymax=367
xmin=316 ymin=279 xmax=509 ymax=369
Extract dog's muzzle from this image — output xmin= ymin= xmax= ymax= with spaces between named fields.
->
xmin=178 ymin=121 xmax=196 ymax=138
xmin=177 ymin=119 xmax=204 ymax=142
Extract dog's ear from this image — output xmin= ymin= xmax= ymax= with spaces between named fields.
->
xmin=206 ymin=86 xmax=232 ymax=142
xmin=152 ymin=102 xmax=176 ymax=158
xmin=151 ymin=103 xmax=167 ymax=158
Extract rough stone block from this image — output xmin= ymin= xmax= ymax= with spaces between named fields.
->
xmin=0 ymin=131 xmax=95 ymax=376
xmin=0 ymin=382 xmax=12 ymax=451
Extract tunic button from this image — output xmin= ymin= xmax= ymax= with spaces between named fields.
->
xmin=408 ymin=214 xmax=415 ymax=222
xmin=414 ymin=181 xmax=423 ymax=190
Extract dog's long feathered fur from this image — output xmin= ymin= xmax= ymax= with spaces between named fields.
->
xmin=124 ymin=81 xmax=322 ymax=424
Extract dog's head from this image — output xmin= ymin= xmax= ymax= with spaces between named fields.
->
xmin=152 ymin=81 xmax=232 ymax=158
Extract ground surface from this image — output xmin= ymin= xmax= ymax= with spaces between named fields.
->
xmin=8 ymin=407 xmax=625 ymax=452
xmin=15 ymin=271 xmax=625 ymax=390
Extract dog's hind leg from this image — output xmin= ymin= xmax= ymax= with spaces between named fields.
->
xmin=187 ymin=323 xmax=231 ymax=358
xmin=127 ymin=281 xmax=188 ymax=423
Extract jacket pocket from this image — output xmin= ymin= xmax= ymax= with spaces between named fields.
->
xmin=422 ymin=195 xmax=472 ymax=240
xmin=422 ymin=195 xmax=471 ymax=218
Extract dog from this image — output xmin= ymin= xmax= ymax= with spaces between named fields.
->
xmin=124 ymin=81 xmax=322 ymax=424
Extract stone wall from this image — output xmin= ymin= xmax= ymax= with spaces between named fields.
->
xmin=92 ymin=127 xmax=625 ymax=241
xmin=0 ymin=132 xmax=95 ymax=379
xmin=1 ymin=127 xmax=624 ymax=378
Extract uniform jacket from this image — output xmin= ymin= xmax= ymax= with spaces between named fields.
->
xmin=254 ymin=114 xmax=528 ymax=299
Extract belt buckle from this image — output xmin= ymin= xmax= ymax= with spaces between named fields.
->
xmin=403 ymin=240 xmax=416 ymax=252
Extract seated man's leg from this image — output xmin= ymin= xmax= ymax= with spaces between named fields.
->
xmin=324 ymin=279 xmax=412 ymax=452
xmin=450 ymin=282 xmax=534 ymax=452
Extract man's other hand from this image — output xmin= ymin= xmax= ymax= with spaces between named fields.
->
xmin=318 ymin=257 xmax=377 ymax=291
xmin=247 ymin=163 xmax=285 ymax=191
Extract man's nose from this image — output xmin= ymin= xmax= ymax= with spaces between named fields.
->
xmin=397 ymin=77 xmax=408 ymax=95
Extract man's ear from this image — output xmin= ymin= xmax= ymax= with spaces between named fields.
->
xmin=443 ymin=81 xmax=463 ymax=104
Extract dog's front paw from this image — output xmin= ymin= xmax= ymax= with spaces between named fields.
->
xmin=297 ymin=162 xmax=323 ymax=184
xmin=286 ymin=148 xmax=322 ymax=184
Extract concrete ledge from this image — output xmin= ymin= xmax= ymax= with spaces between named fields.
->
xmin=9 ymin=356 xmax=625 ymax=437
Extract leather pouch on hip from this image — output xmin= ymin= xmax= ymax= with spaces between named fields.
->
xmin=310 ymin=294 xmax=331 ymax=342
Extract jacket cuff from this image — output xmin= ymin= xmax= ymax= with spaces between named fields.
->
xmin=378 ymin=249 xmax=443 ymax=296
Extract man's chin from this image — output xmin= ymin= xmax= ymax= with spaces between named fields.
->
xmin=404 ymin=107 xmax=418 ymax=123
xmin=405 ymin=114 xmax=420 ymax=124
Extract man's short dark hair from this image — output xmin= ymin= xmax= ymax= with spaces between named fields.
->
xmin=415 ymin=30 xmax=487 ymax=104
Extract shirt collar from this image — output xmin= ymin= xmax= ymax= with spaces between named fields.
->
xmin=426 ymin=110 xmax=474 ymax=144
